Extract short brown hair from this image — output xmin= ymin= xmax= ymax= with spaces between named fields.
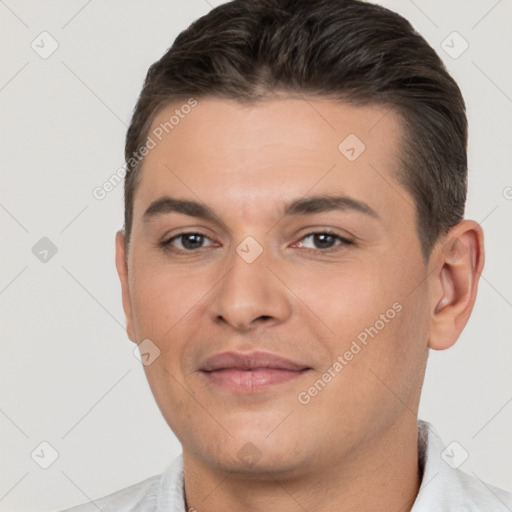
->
xmin=124 ymin=0 xmax=467 ymax=259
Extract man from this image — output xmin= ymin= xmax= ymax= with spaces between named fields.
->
xmin=64 ymin=0 xmax=511 ymax=510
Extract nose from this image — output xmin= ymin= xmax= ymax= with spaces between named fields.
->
xmin=209 ymin=240 xmax=292 ymax=331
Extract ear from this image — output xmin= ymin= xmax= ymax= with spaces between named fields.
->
xmin=115 ymin=230 xmax=137 ymax=343
xmin=427 ymin=220 xmax=484 ymax=350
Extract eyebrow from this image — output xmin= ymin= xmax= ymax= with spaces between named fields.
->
xmin=143 ymin=194 xmax=379 ymax=225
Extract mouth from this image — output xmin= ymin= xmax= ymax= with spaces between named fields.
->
xmin=199 ymin=351 xmax=312 ymax=393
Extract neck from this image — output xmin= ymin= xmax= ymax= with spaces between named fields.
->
xmin=182 ymin=415 xmax=422 ymax=512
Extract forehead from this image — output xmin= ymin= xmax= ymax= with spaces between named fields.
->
xmin=132 ymin=96 xmax=413 ymax=227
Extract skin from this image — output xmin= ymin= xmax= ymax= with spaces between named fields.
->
xmin=115 ymin=97 xmax=484 ymax=512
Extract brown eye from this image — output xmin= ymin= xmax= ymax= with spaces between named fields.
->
xmin=160 ymin=232 xmax=214 ymax=252
xmin=295 ymin=231 xmax=353 ymax=251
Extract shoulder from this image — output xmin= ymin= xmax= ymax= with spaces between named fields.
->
xmin=58 ymin=454 xmax=184 ymax=512
xmin=59 ymin=475 xmax=160 ymax=512
xmin=412 ymin=420 xmax=512 ymax=511
xmin=453 ymin=469 xmax=512 ymax=510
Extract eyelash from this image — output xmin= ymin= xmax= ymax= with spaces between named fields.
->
xmin=158 ymin=230 xmax=354 ymax=255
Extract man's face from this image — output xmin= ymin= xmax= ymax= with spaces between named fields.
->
xmin=117 ymin=97 xmax=433 ymax=476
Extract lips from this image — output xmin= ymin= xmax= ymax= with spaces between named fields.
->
xmin=200 ymin=351 xmax=309 ymax=372
xmin=199 ymin=351 xmax=311 ymax=392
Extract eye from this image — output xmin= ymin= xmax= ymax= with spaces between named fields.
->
xmin=292 ymin=231 xmax=353 ymax=252
xmin=159 ymin=232 xmax=216 ymax=252
xmin=159 ymin=230 xmax=354 ymax=255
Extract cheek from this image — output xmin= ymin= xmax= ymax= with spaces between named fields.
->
xmin=317 ymin=256 xmax=429 ymax=373
xmin=291 ymin=260 xmax=396 ymax=339
xmin=351 ymin=272 xmax=431 ymax=404
xmin=129 ymin=263 xmax=209 ymax=341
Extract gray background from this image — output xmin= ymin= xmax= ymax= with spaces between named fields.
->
xmin=1 ymin=1 xmax=511 ymax=510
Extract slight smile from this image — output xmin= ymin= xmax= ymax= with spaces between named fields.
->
xmin=199 ymin=351 xmax=312 ymax=393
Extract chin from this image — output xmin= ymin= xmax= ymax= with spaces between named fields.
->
xmin=195 ymin=428 xmax=310 ymax=477
xmin=205 ymin=449 xmax=306 ymax=479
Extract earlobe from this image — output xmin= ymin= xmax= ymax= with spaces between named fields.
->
xmin=115 ymin=230 xmax=137 ymax=343
xmin=428 ymin=221 xmax=485 ymax=350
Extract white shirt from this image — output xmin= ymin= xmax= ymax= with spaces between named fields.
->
xmin=61 ymin=420 xmax=512 ymax=511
